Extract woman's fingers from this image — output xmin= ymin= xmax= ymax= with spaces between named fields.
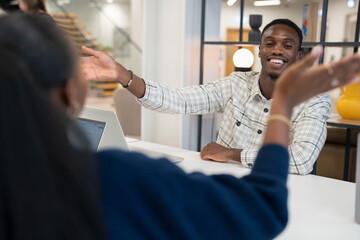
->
xmin=330 ymin=54 xmax=360 ymax=87
xmin=274 ymin=46 xmax=360 ymax=108
xmin=276 ymin=45 xmax=323 ymax=92
xmin=298 ymin=45 xmax=323 ymax=69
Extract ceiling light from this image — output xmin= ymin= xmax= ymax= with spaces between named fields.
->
xmin=347 ymin=0 xmax=355 ymax=8
xmin=107 ymin=0 xmax=114 ymax=3
xmin=227 ymin=0 xmax=237 ymax=6
xmin=254 ymin=0 xmax=281 ymax=7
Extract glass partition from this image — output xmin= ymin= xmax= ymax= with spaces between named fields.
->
xmin=218 ymin=0 xmax=324 ymax=43
xmin=198 ymin=0 xmax=360 ymax=151
xmin=208 ymin=0 xmax=360 ymax=78
xmin=327 ymin=0 xmax=359 ymax=42
xmin=47 ymin=0 xmax=142 ymax=98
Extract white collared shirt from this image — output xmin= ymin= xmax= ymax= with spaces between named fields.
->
xmin=138 ymin=71 xmax=331 ymax=174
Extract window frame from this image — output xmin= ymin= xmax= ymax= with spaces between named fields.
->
xmin=196 ymin=0 xmax=360 ymax=151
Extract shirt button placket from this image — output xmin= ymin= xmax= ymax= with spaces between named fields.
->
xmin=261 ymin=106 xmax=268 ymax=136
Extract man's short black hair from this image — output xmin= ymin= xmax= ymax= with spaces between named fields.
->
xmin=261 ymin=19 xmax=303 ymax=50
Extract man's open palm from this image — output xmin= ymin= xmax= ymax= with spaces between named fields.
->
xmin=81 ymin=46 xmax=117 ymax=81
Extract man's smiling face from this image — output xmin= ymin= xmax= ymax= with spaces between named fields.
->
xmin=259 ymin=24 xmax=301 ymax=80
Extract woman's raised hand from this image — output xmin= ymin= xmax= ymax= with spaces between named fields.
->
xmin=274 ymin=45 xmax=360 ymax=110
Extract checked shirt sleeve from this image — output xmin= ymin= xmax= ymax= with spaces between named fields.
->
xmin=287 ymin=94 xmax=331 ymax=175
xmin=137 ymin=78 xmax=232 ymax=114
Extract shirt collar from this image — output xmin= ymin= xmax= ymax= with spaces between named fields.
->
xmin=250 ymin=74 xmax=268 ymax=102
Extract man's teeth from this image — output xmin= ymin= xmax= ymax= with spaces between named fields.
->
xmin=270 ymin=59 xmax=284 ymax=64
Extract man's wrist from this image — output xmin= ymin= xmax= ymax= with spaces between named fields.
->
xmin=227 ymin=148 xmax=242 ymax=162
xmin=115 ymin=62 xmax=130 ymax=86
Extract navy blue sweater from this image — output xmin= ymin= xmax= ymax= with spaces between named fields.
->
xmin=97 ymin=144 xmax=289 ymax=240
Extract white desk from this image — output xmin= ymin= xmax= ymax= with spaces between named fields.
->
xmin=127 ymin=140 xmax=360 ymax=240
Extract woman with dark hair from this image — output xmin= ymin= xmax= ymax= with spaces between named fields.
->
xmin=0 ymin=14 xmax=105 ymax=240
xmin=1 ymin=13 xmax=360 ymax=240
xmin=19 ymin=0 xmax=47 ymax=14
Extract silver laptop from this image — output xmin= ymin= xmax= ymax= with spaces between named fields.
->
xmin=76 ymin=107 xmax=183 ymax=163
xmin=77 ymin=107 xmax=129 ymax=151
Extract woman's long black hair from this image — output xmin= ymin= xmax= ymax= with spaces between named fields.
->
xmin=0 ymin=14 xmax=106 ymax=239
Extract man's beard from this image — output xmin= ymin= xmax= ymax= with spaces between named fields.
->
xmin=268 ymin=73 xmax=279 ymax=80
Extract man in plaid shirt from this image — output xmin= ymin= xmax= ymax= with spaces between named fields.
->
xmin=82 ymin=19 xmax=330 ymax=174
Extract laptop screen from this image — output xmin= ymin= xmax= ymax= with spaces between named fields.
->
xmin=76 ymin=118 xmax=106 ymax=151
xmin=76 ymin=107 xmax=129 ymax=151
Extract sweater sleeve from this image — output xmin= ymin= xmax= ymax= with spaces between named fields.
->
xmin=97 ymin=144 xmax=289 ymax=240
xmin=288 ymin=94 xmax=330 ymax=174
